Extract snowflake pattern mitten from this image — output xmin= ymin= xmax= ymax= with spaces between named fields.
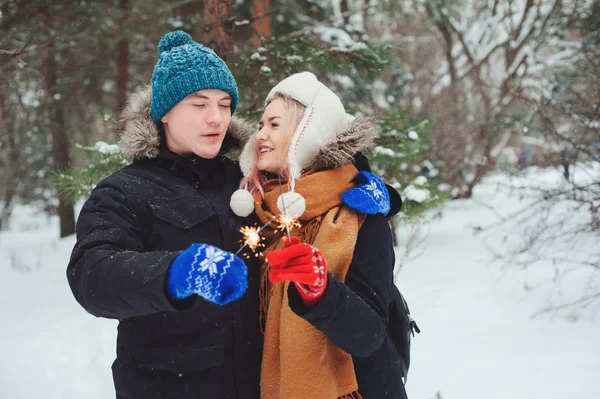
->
xmin=341 ymin=171 xmax=391 ymax=215
xmin=167 ymin=243 xmax=248 ymax=305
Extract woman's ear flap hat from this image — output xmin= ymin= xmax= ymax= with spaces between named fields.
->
xmin=230 ymin=72 xmax=348 ymax=218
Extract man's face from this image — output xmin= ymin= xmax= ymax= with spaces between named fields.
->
xmin=161 ymin=89 xmax=232 ymax=159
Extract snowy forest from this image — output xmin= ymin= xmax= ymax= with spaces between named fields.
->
xmin=1 ymin=0 xmax=599 ymax=398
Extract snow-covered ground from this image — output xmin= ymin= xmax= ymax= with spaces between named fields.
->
xmin=401 ymin=166 xmax=600 ymax=399
xmin=0 ymin=205 xmax=117 ymax=398
xmin=1 ymin=167 xmax=599 ymax=399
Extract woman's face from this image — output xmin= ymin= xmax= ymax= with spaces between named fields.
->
xmin=255 ymin=98 xmax=294 ymax=174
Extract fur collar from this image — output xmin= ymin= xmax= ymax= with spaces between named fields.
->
xmin=115 ymin=85 xmax=254 ymax=159
xmin=309 ymin=116 xmax=379 ymax=171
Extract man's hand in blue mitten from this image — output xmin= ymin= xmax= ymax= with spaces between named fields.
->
xmin=167 ymin=243 xmax=248 ymax=305
xmin=342 ymin=171 xmax=391 ymax=215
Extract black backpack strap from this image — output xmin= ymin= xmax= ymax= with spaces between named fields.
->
xmin=388 ymin=285 xmax=420 ymax=384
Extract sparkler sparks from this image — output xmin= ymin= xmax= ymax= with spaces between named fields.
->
xmin=236 ymin=184 xmax=304 ymax=258
xmin=276 ymin=213 xmax=301 ymax=234
xmin=239 ymin=225 xmax=265 ymax=257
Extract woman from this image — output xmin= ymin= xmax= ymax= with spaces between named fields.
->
xmin=230 ymin=72 xmax=407 ymax=399
xmin=69 ymin=31 xmax=391 ymax=398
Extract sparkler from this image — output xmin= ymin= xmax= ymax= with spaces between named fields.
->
xmin=275 ymin=213 xmax=301 ymax=234
xmin=236 ymin=213 xmax=277 ymax=258
xmin=239 ymin=225 xmax=265 ymax=257
xmin=277 ymin=171 xmax=291 ymax=239
xmin=236 ymin=188 xmax=304 ymax=258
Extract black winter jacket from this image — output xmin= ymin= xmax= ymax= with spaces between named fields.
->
xmin=241 ymin=107 xmax=408 ymax=398
xmin=67 ymin=149 xmax=262 ymax=399
xmin=287 ymin=210 xmax=408 ymax=399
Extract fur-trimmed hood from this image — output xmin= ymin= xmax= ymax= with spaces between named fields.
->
xmin=309 ymin=116 xmax=379 ymax=171
xmin=115 ymin=85 xmax=254 ymax=159
xmin=239 ymin=116 xmax=379 ymax=177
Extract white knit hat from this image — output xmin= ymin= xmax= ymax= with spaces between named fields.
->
xmin=230 ymin=72 xmax=348 ymax=218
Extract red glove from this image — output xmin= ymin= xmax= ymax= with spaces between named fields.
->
xmin=266 ymin=236 xmax=328 ymax=306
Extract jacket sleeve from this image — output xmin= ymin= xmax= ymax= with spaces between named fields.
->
xmin=288 ymin=213 xmax=394 ymax=357
xmin=66 ymin=177 xmax=192 ymax=320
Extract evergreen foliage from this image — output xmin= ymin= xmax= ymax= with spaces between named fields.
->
xmin=22 ymin=1 xmax=600 ymax=230
xmin=36 ymin=1 xmax=438 ymax=221
xmin=50 ymin=143 xmax=130 ymax=204
xmin=369 ymin=107 xmax=444 ymax=219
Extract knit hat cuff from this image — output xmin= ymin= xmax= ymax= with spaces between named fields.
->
xmin=151 ymin=70 xmax=239 ymax=124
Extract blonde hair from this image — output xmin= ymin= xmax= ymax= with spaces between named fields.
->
xmin=241 ymin=93 xmax=306 ymax=197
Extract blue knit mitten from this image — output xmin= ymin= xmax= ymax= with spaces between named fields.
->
xmin=167 ymin=243 xmax=248 ymax=305
xmin=342 ymin=171 xmax=391 ymax=215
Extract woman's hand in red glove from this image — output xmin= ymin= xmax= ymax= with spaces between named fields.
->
xmin=266 ymin=236 xmax=327 ymax=306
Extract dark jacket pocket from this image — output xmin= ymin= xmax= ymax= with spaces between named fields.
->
xmin=149 ymin=197 xmax=215 ymax=229
xmin=129 ymin=344 xmax=224 ymax=375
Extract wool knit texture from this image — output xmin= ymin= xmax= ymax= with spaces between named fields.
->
xmin=341 ymin=171 xmax=391 ymax=216
xmin=150 ymin=30 xmax=239 ymax=124
xmin=167 ymin=243 xmax=248 ymax=306
xmin=254 ymin=165 xmax=366 ymax=399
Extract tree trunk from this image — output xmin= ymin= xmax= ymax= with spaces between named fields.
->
xmin=462 ymin=129 xmax=496 ymax=199
xmin=251 ymin=0 xmax=271 ymax=48
xmin=340 ymin=0 xmax=350 ymax=26
xmin=363 ymin=0 xmax=371 ymax=26
xmin=389 ymin=216 xmax=398 ymax=247
xmin=45 ymin=40 xmax=75 ymax=237
xmin=0 ymin=91 xmax=17 ymax=230
xmin=115 ymin=0 xmax=130 ymax=112
xmin=203 ymin=0 xmax=234 ymax=61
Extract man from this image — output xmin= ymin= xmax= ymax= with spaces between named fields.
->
xmin=67 ymin=31 xmax=260 ymax=399
xmin=68 ymin=30 xmax=396 ymax=399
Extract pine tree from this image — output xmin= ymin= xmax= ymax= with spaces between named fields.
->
xmin=369 ymin=107 xmax=445 ymax=219
xmin=50 ymin=142 xmax=130 ymax=204
xmin=50 ymin=1 xmax=442 ymax=222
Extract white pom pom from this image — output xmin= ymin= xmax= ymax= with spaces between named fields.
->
xmin=277 ymin=191 xmax=306 ymax=218
xmin=230 ymin=189 xmax=255 ymax=217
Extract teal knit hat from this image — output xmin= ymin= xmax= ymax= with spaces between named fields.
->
xmin=150 ymin=30 xmax=239 ymax=124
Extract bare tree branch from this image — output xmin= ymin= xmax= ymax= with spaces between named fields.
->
xmin=532 ymin=293 xmax=600 ymax=318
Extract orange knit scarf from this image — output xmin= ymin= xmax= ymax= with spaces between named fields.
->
xmin=253 ymin=164 xmax=366 ymax=399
